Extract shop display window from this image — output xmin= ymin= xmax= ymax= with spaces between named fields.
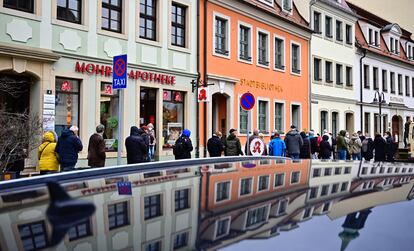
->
xmin=55 ymin=78 xmax=80 ymax=137
xmin=100 ymin=83 xmax=119 ymax=151
xmin=163 ymin=90 xmax=184 ymax=148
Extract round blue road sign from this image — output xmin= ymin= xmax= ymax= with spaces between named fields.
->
xmin=240 ymin=92 xmax=255 ymax=111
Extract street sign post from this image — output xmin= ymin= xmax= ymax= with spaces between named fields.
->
xmin=113 ymin=54 xmax=127 ymax=165
xmin=240 ymin=92 xmax=255 ymax=155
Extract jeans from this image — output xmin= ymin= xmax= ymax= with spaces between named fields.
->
xmin=289 ymin=153 xmax=300 ymax=160
xmin=148 ymin=145 xmax=155 ymax=161
xmin=352 ymin=153 xmax=362 ymax=160
xmin=61 ymin=165 xmax=75 ymax=172
xmin=338 ymin=150 xmax=347 ymax=160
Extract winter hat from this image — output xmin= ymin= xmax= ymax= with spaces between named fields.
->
xmin=229 ymin=128 xmax=237 ymax=134
xmin=182 ymin=129 xmax=191 ymax=137
xmin=147 ymin=123 xmax=154 ymax=129
xmin=69 ymin=125 xmax=79 ymax=132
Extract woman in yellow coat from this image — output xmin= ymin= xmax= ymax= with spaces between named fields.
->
xmin=38 ymin=131 xmax=59 ymax=174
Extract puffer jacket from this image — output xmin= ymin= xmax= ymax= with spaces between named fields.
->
xmin=349 ymin=136 xmax=362 ymax=155
xmin=224 ymin=134 xmax=243 ymax=156
xmin=284 ymin=129 xmax=303 ymax=155
xmin=56 ymin=129 xmax=83 ymax=167
xmin=336 ymin=130 xmax=348 ymax=151
xmin=38 ymin=131 xmax=59 ymax=171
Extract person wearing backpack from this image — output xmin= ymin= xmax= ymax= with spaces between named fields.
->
xmin=361 ymin=134 xmax=374 ymax=161
xmin=173 ymin=129 xmax=193 ymax=159
xmin=125 ymin=126 xmax=148 ymax=164
xmin=38 ymin=131 xmax=59 ymax=175
xmin=349 ymin=133 xmax=362 ymax=160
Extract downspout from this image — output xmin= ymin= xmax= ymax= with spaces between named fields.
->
xmin=203 ymin=0 xmax=208 ymax=157
xmin=195 ymin=0 xmax=200 ymax=158
xmin=359 ymin=47 xmax=367 ymax=132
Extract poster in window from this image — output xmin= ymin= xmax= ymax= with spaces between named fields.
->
xmin=173 ymin=91 xmax=183 ymax=102
xmin=166 ymin=122 xmax=183 ymax=146
xmin=163 ymin=90 xmax=171 ymax=101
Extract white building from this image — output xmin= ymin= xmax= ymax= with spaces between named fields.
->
xmin=310 ymin=0 xmax=359 ymax=135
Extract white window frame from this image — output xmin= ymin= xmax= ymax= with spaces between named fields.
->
xmin=273 ymin=99 xmax=285 ymax=133
xmin=320 ymin=109 xmax=329 ymax=132
xmin=238 ymin=177 xmax=254 ymax=197
xmin=214 ymin=180 xmax=232 ymax=204
xmin=290 ymin=41 xmax=302 ymax=76
xmin=274 ymin=172 xmax=285 ymax=188
xmin=290 ymin=102 xmax=302 ymax=130
xmin=313 ymin=56 xmax=323 ymax=83
xmin=256 ymin=98 xmax=270 ymax=135
xmin=276 ymin=198 xmax=289 ymax=216
xmin=51 ymin=0 xmax=89 ymax=31
xmin=214 ymin=216 xmax=231 ymax=239
xmin=290 ymin=171 xmax=301 ymax=184
xmin=273 ymin=34 xmax=286 ymax=72
xmin=256 ymin=28 xmax=270 ymax=68
xmin=302 ymin=207 xmax=314 ymax=220
xmin=345 ymin=65 xmax=353 ymax=87
xmin=312 ymin=10 xmax=322 ymax=35
xmin=257 ymin=175 xmax=271 ymax=193
xmin=212 ymin=12 xmax=231 ymax=59
xmin=238 ymin=94 xmax=248 ymax=136
xmin=325 ymin=15 xmax=333 ymax=39
xmin=237 ymin=21 xmax=253 ymax=64
xmin=96 ymin=0 xmax=129 ymax=39
xmin=244 ymin=204 xmax=270 ymax=229
xmin=257 ymin=0 xmax=273 ymax=7
xmin=281 ymin=0 xmax=293 ymax=15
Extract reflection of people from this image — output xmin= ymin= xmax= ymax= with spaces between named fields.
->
xmin=404 ymin=118 xmax=411 ymax=148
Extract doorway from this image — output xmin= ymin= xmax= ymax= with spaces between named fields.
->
xmin=392 ymin=115 xmax=403 ymax=143
xmin=212 ymin=93 xmax=228 ymax=137
xmin=140 ymin=87 xmax=157 ymax=127
xmin=345 ymin=113 xmax=354 ymax=134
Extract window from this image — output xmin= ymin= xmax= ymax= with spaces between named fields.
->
xmin=325 ymin=61 xmax=333 ymax=83
xmin=139 ymin=0 xmax=156 ymax=40
xmin=312 ymin=168 xmax=321 ymax=177
xmin=373 ymin=67 xmax=379 ymax=90
xmin=291 ymin=171 xmax=300 ymax=184
xmin=216 ymin=181 xmax=231 ymax=202
xmin=374 ymin=31 xmax=379 ymax=46
xmin=144 ymin=194 xmax=162 ymax=220
xmin=282 ymin=0 xmax=292 ymax=12
xmin=274 ymin=102 xmax=284 ymax=132
xmin=314 ymin=58 xmax=322 ymax=81
xmin=364 ymin=113 xmax=370 ymax=134
xmin=102 ymin=0 xmax=122 ymax=33
xmin=405 ymin=76 xmax=410 ymax=97
xmin=258 ymin=100 xmax=268 ymax=133
xmin=277 ymin=199 xmax=288 ymax=215
xmin=68 ymin=219 xmax=92 ymax=241
xmin=246 ymin=206 xmax=267 ymax=227
xmin=171 ymin=3 xmax=186 ymax=47
xmin=324 ymin=168 xmax=332 ymax=176
xmin=370 ymin=167 xmax=377 ymax=174
xmin=345 ymin=24 xmax=352 ymax=45
xmin=57 ymin=0 xmax=81 ymax=23
xmin=18 ymin=221 xmax=48 ymax=250
xmin=336 ymin=63 xmax=343 ymax=84
xmin=331 ymin=183 xmax=339 ymax=193
xmin=363 ymin=64 xmax=370 ymax=89
xmin=100 ymin=82 xmax=119 ymax=152
xmin=344 ymin=166 xmax=351 ymax=174
xmin=274 ymin=173 xmax=285 ymax=187
xmin=274 ymin=37 xmax=285 ymax=70
xmin=325 ymin=16 xmax=332 ymax=38
xmin=320 ymin=111 xmax=328 ymax=133
xmin=390 ymin=37 xmax=394 ymax=52
xmin=239 ymin=25 xmax=251 ymax=61
xmin=258 ymin=175 xmax=269 ymax=191
xmin=145 ymin=241 xmax=161 ymax=251
xmin=3 ymin=0 xmax=34 ymax=13
xmin=55 ymin=78 xmax=80 ymax=137
xmin=291 ymin=43 xmax=301 ymax=74
xmin=313 ymin=12 xmax=321 ymax=33
xmin=309 ymin=187 xmax=318 ymax=199
xmin=303 ymin=207 xmax=313 ymax=219
xmin=382 ymin=70 xmax=388 ymax=92
xmin=321 ymin=185 xmax=329 ymax=196
xmin=368 ymin=28 xmax=373 ymax=44
xmin=346 ymin=66 xmax=352 ymax=86
xmin=322 ymin=202 xmax=331 ymax=212
xmin=239 ymin=105 xmax=248 ymax=134
xmin=240 ymin=178 xmax=253 ymax=196
xmin=216 ymin=218 xmax=230 ymax=238
xmin=341 ymin=182 xmax=348 ymax=191
xmin=163 ymin=90 xmax=184 ymax=148
xmin=361 ymin=167 xmax=368 ymax=174
xmin=412 ymin=77 xmax=414 ymax=97
xmin=215 ymin=16 xmax=228 ymax=55
xmin=395 ymin=39 xmax=399 ymax=54
xmin=291 ymin=104 xmax=300 ymax=129
xmin=175 ymin=189 xmax=189 ymax=211
xmin=258 ymin=32 xmax=269 ymax=66
xmin=108 ymin=201 xmax=129 ymax=229
xmin=173 ymin=232 xmax=188 ymax=250
xmin=336 ymin=20 xmax=343 ymax=41
xmin=334 ymin=167 xmax=342 ymax=175
xmin=398 ymin=74 xmax=403 ymax=95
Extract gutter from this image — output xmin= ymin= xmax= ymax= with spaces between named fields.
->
xmin=203 ymin=0 xmax=208 ymax=157
xmin=309 ymin=0 xmax=317 ymax=131
xmin=359 ymin=46 xmax=367 ymax=132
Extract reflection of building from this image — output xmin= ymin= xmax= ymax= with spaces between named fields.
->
xmin=338 ymin=209 xmax=372 ymax=251
xmin=0 ymin=167 xmax=200 ymax=251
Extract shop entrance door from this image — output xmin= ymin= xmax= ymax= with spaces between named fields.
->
xmin=140 ymin=87 xmax=157 ymax=127
xmin=392 ymin=115 xmax=402 ymax=143
xmin=212 ymin=93 xmax=228 ymax=138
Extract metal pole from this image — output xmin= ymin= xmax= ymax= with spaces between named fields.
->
xmin=117 ymin=89 xmax=123 ymax=165
xmin=246 ymin=110 xmax=250 ymax=155
xmin=379 ymin=98 xmax=382 ymax=135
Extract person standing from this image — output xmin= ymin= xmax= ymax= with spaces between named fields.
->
xmin=385 ymin=131 xmax=396 ymax=162
xmin=87 ymin=124 xmax=106 ymax=168
xmin=207 ymin=131 xmax=224 ymax=157
xmin=244 ymin=130 xmax=260 ymax=155
xmin=259 ymin=133 xmax=268 ymax=155
xmin=140 ymin=126 xmax=150 ymax=161
xmin=404 ymin=118 xmax=411 ymax=148
xmin=224 ymin=129 xmax=243 ymax=156
xmin=284 ymin=125 xmax=303 ymax=160
xmin=319 ymin=135 xmax=333 ymax=159
xmin=349 ymin=133 xmax=362 ymax=160
xmin=147 ymin=123 xmax=156 ymax=161
xmin=268 ymin=132 xmax=286 ymax=157
xmin=361 ymin=134 xmax=374 ymax=161
xmin=299 ymin=131 xmax=311 ymax=159
xmin=173 ymin=129 xmax=193 ymax=159
xmin=38 ymin=131 xmax=59 ymax=175
xmin=373 ymin=133 xmax=387 ymax=161
xmin=56 ymin=125 xmax=83 ymax=172
xmin=309 ymin=130 xmax=319 ymax=159
xmin=125 ymin=126 xmax=148 ymax=164
xmin=336 ymin=130 xmax=348 ymax=160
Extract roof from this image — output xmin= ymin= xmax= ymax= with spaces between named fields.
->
xmin=317 ymin=0 xmax=358 ymax=18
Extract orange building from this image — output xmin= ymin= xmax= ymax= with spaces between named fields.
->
xmin=198 ymin=0 xmax=312 ymax=156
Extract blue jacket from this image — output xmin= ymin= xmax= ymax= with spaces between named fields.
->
xmin=56 ymin=129 xmax=83 ymax=167
xmin=269 ymin=137 xmax=286 ymax=157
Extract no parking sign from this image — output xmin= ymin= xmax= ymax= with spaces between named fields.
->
xmin=113 ymin=54 xmax=127 ymax=89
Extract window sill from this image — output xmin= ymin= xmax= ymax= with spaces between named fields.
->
xmin=97 ymin=28 xmax=128 ymax=41
xmin=238 ymin=57 xmax=253 ymax=65
xmin=257 ymin=62 xmax=270 ymax=69
xmin=0 ymin=7 xmax=41 ymax=22
xmin=52 ymin=19 xmax=88 ymax=32
xmin=168 ymin=44 xmax=191 ymax=54
xmin=213 ymin=50 xmax=230 ymax=59
xmin=345 ymin=85 xmax=353 ymax=90
xmin=136 ymin=37 xmax=163 ymax=48
xmin=291 ymin=69 xmax=301 ymax=76
xmin=274 ymin=65 xmax=285 ymax=72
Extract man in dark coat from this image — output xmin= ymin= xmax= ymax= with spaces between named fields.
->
xmin=319 ymin=135 xmax=332 ymax=159
xmin=173 ymin=129 xmax=193 ymax=159
xmin=309 ymin=130 xmax=319 ymax=159
xmin=373 ymin=133 xmax=386 ymax=161
xmin=207 ymin=131 xmax=224 ymax=157
xmin=125 ymin=126 xmax=148 ymax=164
xmin=385 ymin=131 xmax=396 ymax=162
xmin=299 ymin=131 xmax=311 ymax=159
xmin=361 ymin=134 xmax=374 ymax=161
xmin=56 ymin=126 xmax=83 ymax=172
xmin=224 ymin=129 xmax=243 ymax=156
xmin=284 ymin=125 xmax=303 ymax=160
xmin=87 ymin=124 xmax=106 ymax=167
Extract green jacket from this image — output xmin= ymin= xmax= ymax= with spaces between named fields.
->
xmin=336 ymin=130 xmax=348 ymax=151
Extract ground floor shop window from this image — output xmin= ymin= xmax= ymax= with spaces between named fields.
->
xmin=163 ymin=90 xmax=184 ymax=148
xmin=140 ymin=88 xmax=157 ymax=127
xmin=55 ymin=78 xmax=80 ymax=136
xmin=100 ymin=83 xmax=119 ymax=151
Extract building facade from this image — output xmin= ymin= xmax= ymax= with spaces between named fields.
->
xmin=348 ymin=2 xmax=414 ymax=144
xmin=0 ymin=0 xmax=199 ymax=167
xmin=199 ymin=0 xmax=311 ymax=156
xmin=310 ymin=0 xmax=359 ymax=136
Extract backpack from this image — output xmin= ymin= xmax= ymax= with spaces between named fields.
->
xmin=362 ymin=139 xmax=369 ymax=152
xmin=173 ymin=138 xmax=185 ymax=156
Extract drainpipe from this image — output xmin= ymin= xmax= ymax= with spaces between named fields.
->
xmin=203 ymin=0 xmax=208 ymax=157
xmin=309 ymin=0 xmax=317 ymax=131
xmin=195 ymin=0 xmax=200 ymax=158
xmin=359 ymin=47 xmax=367 ymax=132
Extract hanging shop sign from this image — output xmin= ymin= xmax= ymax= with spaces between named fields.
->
xmin=75 ymin=62 xmax=176 ymax=85
xmin=198 ymin=86 xmax=209 ymax=102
